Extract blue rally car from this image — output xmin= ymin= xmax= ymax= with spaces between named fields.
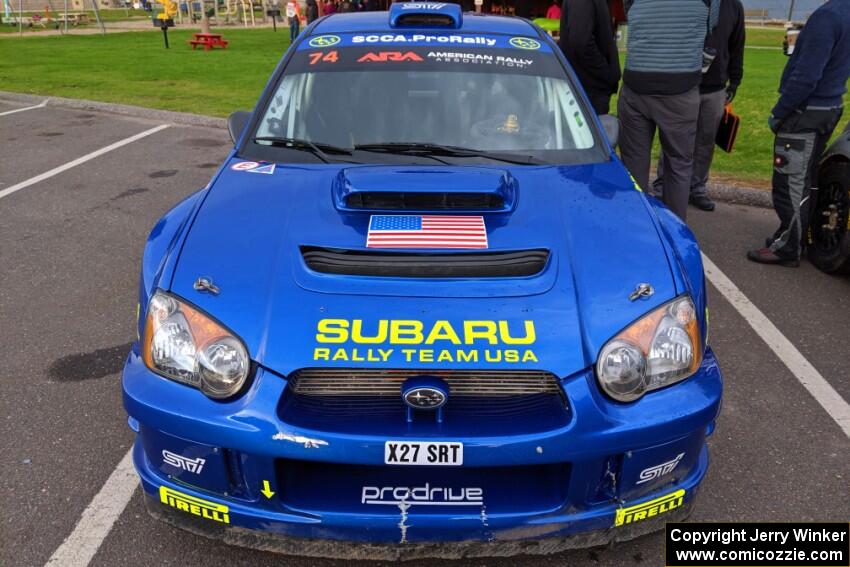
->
xmin=123 ymin=2 xmax=722 ymax=559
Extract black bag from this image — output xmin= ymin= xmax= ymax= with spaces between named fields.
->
xmin=715 ymin=104 xmax=740 ymax=153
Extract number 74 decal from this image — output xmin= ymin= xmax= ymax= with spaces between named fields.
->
xmin=309 ymin=50 xmax=339 ymax=65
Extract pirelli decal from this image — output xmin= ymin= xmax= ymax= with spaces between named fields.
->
xmin=159 ymin=486 xmax=230 ymax=524
xmin=313 ymin=319 xmax=538 ymax=364
xmin=614 ymin=489 xmax=685 ymax=527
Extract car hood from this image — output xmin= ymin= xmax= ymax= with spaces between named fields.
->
xmin=170 ymin=158 xmax=677 ymax=378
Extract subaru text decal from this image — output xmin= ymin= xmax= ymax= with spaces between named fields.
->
xmin=313 ymin=319 xmax=538 ymax=364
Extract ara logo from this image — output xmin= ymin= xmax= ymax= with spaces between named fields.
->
xmin=162 ymin=450 xmax=206 ymax=474
xmin=636 ymin=452 xmax=685 ymax=484
xmin=357 ymin=51 xmax=424 ymax=63
xmin=362 ymin=483 xmax=483 ymax=506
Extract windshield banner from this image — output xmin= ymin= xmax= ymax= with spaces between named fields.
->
xmin=299 ymin=33 xmax=552 ymax=52
xmin=286 ymin=44 xmax=563 ymax=77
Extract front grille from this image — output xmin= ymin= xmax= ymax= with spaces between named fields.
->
xmin=280 ymin=368 xmax=569 ymax=435
xmin=301 ymin=247 xmax=549 ymax=278
xmin=289 ymin=368 xmax=561 ymax=396
xmin=345 ymin=191 xmax=504 ymax=210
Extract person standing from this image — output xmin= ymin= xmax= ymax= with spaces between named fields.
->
xmin=286 ymin=0 xmax=302 ymax=41
xmin=305 ymin=0 xmax=319 ymax=22
xmin=653 ymin=0 xmax=745 ymax=212
xmin=514 ymin=0 xmax=533 ymax=19
xmin=617 ymin=0 xmax=720 ymax=221
xmin=747 ymin=0 xmax=850 ymax=266
xmin=558 ymin=0 xmax=620 ymax=115
xmin=546 ymin=0 xmax=560 ymax=19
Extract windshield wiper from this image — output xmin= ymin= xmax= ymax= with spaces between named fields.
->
xmin=252 ymin=136 xmax=353 ymax=164
xmin=353 ymin=142 xmax=546 ymax=165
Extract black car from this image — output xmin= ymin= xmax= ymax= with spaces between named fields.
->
xmin=810 ymin=120 xmax=850 ymax=274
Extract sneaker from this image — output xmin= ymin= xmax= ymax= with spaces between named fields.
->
xmin=746 ymin=247 xmax=800 ymax=267
xmin=690 ymin=194 xmax=715 ymax=211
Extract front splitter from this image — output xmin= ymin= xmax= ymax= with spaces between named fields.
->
xmin=143 ymin=494 xmax=695 ymax=561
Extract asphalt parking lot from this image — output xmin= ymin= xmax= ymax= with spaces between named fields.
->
xmin=1 ymin=99 xmax=848 ymax=567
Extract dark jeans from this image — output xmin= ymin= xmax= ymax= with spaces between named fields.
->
xmin=617 ymin=85 xmax=700 ymax=220
xmin=769 ymin=106 xmax=843 ymax=259
xmin=289 ymin=18 xmax=300 ymax=42
xmin=653 ymin=88 xmax=727 ymax=198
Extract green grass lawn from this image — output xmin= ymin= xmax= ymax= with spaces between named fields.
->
xmin=0 ymin=25 xmax=847 ymax=185
xmin=742 ymin=25 xmax=785 ymax=48
xmin=0 ymin=29 xmax=288 ymax=115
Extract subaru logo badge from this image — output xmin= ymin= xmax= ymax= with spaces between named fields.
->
xmin=401 ymin=377 xmax=449 ymax=423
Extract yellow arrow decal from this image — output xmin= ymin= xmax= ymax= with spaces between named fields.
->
xmin=260 ymin=480 xmax=275 ymax=499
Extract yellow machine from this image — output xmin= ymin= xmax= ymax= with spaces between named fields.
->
xmin=156 ymin=0 xmax=178 ymax=21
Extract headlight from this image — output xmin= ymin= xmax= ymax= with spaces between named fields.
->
xmin=142 ymin=291 xmax=250 ymax=399
xmin=596 ymin=296 xmax=702 ymax=402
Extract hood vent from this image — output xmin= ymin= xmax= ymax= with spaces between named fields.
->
xmin=346 ymin=191 xmax=504 ymax=210
xmin=301 ymin=247 xmax=549 ymax=278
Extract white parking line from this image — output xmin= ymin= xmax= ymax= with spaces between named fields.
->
xmin=0 ymin=98 xmax=48 ymax=117
xmin=703 ymin=252 xmax=850 ymax=438
xmin=45 ymin=448 xmax=137 ymax=567
xmin=0 ymin=124 xmax=169 ymax=202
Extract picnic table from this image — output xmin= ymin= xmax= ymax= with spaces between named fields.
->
xmin=56 ymin=12 xmax=91 ymax=25
xmin=188 ymin=32 xmax=229 ymax=50
xmin=5 ymin=15 xmax=35 ymax=26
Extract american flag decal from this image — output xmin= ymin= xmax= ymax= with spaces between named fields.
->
xmin=366 ymin=215 xmax=488 ymax=249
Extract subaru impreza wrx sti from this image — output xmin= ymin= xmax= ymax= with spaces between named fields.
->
xmin=123 ymin=3 xmax=723 ymax=559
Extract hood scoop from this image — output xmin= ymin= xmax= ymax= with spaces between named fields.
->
xmin=301 ymin=246 xmax=549 ymax=278
xmin=334 ymin=166 xmax=517 ymax=212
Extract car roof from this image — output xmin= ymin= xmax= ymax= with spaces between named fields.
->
xmin=310 ymin=10 xmax=540 ymax=36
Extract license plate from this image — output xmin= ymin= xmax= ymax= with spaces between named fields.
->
xmin=384 ymin=441 xmax=463 ymax=466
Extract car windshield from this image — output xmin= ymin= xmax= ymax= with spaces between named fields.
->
xmin=249 ymin=32 xmax=605 ymax=165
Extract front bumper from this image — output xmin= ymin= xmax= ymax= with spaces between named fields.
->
xmin=124 ymin=347 xmax=722 ymax=557
xmin=142 ymin=484 xmax=697 ymax=560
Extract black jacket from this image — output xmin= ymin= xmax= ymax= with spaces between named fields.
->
xmin=701 ymin=0 xmax=745 ymax=93
xmin=306 ymin=0 xmax=319 ymax=22
xmin=773 ymin=0 xmax=850 ymax=119
xmin=515 ymin=0 xmax=533 ymax=18
xmin=559 ymin=0 xmax=621 ymax=98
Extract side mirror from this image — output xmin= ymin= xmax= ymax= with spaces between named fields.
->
xmin=599 ymin=114 xmax=619 ymax=149
xmin=227 ymin=110 xmax=251 ymax=145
